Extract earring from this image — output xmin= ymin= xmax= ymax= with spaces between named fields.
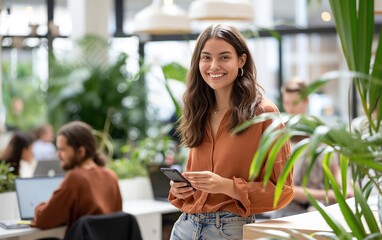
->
xmin=239 ymin=68 xmax=244 ymax=77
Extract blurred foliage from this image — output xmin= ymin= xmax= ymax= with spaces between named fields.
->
xmin=2 ymin=60 xmax=45 ymax=130
xmin=108 ymin=124 xmax=188 ymax=179
xmin=46 ymin=35 xmax=149 ymax=151
xmin=107 ymin=157 xmax=148 ymax=179
xmin=0 ymin=161 xmax=16 ymax=193
xmin=107 ymin=62 xmax=189 ymax=179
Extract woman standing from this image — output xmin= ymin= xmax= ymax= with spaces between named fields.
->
xmin=169 ymin=24 xmax=294 ymax=240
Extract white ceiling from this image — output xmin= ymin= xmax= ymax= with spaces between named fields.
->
xmin=124 ymin=0 xmax=334 ymax=27
xmin=5 ymin=0 xmax=335 ymax=28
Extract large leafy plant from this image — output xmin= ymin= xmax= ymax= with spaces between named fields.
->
xmin=46 ymin=35 xmax=149 ymax=152
xmin=235 ymin=0 xmax=382 ymax=239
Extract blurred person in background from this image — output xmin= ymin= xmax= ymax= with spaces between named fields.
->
xmin=0 ymin=131 xmax=36 ymax=177
xmin=32 ymin=123 xmax=57 ymax=161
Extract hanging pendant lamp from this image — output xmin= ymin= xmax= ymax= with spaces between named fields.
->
xmin=189 ymin=0 xmax=254 ymax=21
xmin=133 ymin=0 xmax=191 ymax=34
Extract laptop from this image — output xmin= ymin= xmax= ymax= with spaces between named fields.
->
xmin=0 ymin=176 xmax=64 ymax=229
xmin=33 ymin=160 xmax=66 ymax=177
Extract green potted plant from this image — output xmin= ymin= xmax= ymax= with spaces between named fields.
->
xmin=107 ymin=134 xmax=186 ymax=201
xmin=108 ymin=155 xmax=153 ymax=201
xmin=108 ymin=154 xmax=148 ymax=180
xmin=236 ymin=0 xmax=382 ymax=239
xmin=0 ymin=161 xmax=19 ymax=220
xmin=0 ymin=161 xmax=15 ymax=193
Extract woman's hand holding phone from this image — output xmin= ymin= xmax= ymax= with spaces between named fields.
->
xmin=170 ymin=180 xmax=195 ymax=199
xmin=160 ymin=168 xmax=195 ymax=199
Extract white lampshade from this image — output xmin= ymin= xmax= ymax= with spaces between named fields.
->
xmin=133 ymin=0 xmax=191 ymax=34
xmin=189 ymin=0 xmax=254 ymax=21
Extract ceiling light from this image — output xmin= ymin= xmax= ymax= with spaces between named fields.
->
xmin=133 ymin=0 xmax=191 ymax=34
xmin=189 ymin=0 xmax=254 ymax=21
xmin=321 ymin=11 xmax=331 ymax=22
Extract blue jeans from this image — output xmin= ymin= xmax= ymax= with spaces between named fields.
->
xmin=170 ymin=211 xmax=256 ymax=240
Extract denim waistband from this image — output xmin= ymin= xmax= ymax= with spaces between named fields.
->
xmin=183 ymin=211 xmax=256 ymax=225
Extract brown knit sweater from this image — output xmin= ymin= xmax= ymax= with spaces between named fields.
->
xmin=32 ymin=166 xmax=122 ymax=230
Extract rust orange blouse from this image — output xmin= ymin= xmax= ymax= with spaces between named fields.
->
xmin=169 ymin=98 xmax=294 ymax=217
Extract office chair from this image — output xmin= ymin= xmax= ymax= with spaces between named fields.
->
xmin=64 ymin=211 xmax=142 ymax=240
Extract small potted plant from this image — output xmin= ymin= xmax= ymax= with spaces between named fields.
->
xmin=107 ymin=146 xmax=152 ymax=202
xmin=108 ymin=126 xmax=188 ymax=202
xmin=0 ymin=161 xmax=19 ymax=220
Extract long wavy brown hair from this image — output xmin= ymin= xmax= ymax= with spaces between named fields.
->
xmin=178 ymin=24 xmax=263 ymax=148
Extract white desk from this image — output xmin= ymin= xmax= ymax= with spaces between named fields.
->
xmin=0 ymin=226 xmax=66 ymax=240
xmin=123 ymin=199 xmax=179 ymax=240
xmin=243 ymin=196 xmax=381 ymax=239
xmin=0 ymin=199 xmax=179 ymax=240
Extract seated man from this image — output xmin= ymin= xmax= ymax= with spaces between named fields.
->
xmin=31 ymin=121 xmax=122 ymax=230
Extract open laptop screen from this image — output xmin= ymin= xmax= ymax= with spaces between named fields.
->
xmin=33 ymin=160 xmax=65 ymax=177
xmin=15 ymin=176 xmax=64 ymax=220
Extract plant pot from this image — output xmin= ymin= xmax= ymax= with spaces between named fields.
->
xmin=118 ymin=176 xmax=153 ymax=201
xmin=0 ymin=191 xmax=19 ymax=220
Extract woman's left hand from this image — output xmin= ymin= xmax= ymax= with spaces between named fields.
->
xmin=183 ymin=171 xmax=229 ymax=194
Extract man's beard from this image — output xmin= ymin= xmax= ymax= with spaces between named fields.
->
xmin=62 ymin=155 xmax=82 ymax=171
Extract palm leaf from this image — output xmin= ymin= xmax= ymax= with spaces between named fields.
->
xmin=233 ymin=112 xmax=285 ymax=133
xmin=357 ymin=0 xmax=373 ymax=93
xmin=249 ymin=128 xmax=284 ymax=180
xmin=306 ymin=192 xmax=353 ymax=240
xmin=339 ymin=154 xmax=350 ymax=197
xmin=322 ymin=156 xmax=367 ymax=238
xmin=273 ymin=138 xmax=310 ymax=207
xmin=370 ymin=29 xmax=382 ymax=129
xmin=329 ymin=0 xmax=357 ymax=71
xmin=357 ymin=0 xmax=373 ymax=72
xmin=353 ymin=184 xmax=381 ymax=235
xmin=263 ymin=130 xmax=291 ymax=187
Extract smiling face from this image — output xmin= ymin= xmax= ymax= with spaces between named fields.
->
xmin=199 ymin=38 xmax=246 ymax=93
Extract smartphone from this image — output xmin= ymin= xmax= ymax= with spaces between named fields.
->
xmin=160 ymin=168 xmax=195 ymax=190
